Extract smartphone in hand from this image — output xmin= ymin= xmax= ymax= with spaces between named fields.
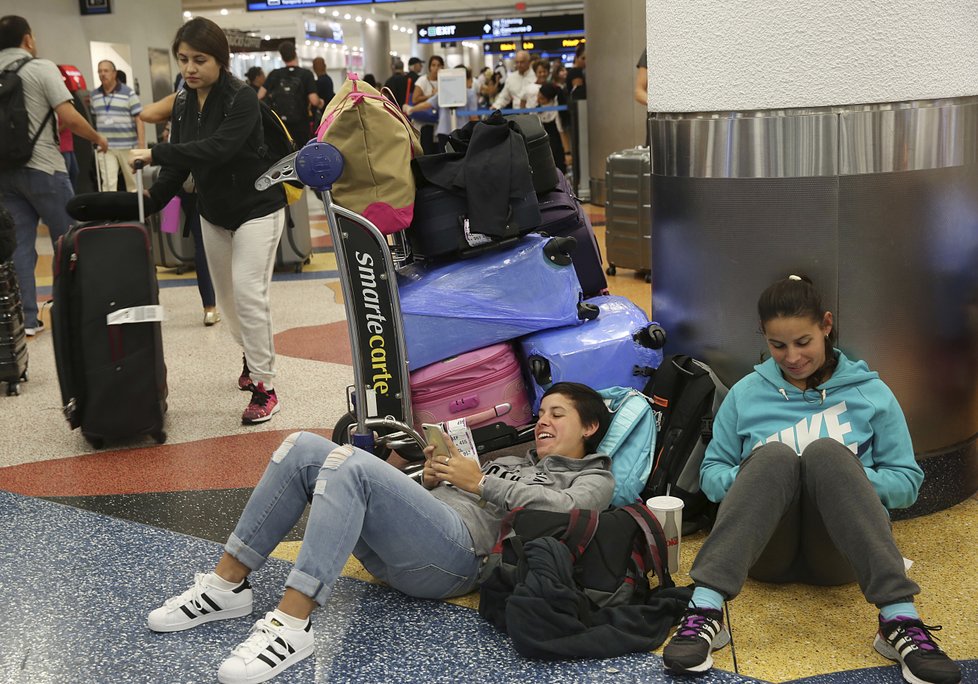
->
xmin=422 ymin=423 xmax=452 ymax=461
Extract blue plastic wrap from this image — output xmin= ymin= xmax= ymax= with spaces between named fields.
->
xmin=398 ymin=234 xmax=584 ymax=369
xmin=520 ymin=295 xmax=663 ymax=411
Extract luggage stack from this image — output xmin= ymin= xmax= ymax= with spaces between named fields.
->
xmin=0 ymin=261 xmax=28 ymax=396
xmin=396 ymin=116 xmax=665 ymax=451
xmin=605 ymin=146 xmax=652 ymax=282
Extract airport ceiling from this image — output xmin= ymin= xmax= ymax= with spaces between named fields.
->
xmin=181 ymin=0 xmax=585 ymax=38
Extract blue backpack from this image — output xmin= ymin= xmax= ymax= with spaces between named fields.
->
xmin=597 ymin=387 xmax=657 ymax=506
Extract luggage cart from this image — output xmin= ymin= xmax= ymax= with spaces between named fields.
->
xmin=258 ymin=143 xmax=540 ymax=460
xmin=257 ymin=142 xmax=431 ymax=460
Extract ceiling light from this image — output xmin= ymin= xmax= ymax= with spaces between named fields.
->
xmin=182 ymin=11 xmax=191 ymax=19
xmin=392 ymin=24 xmax=399 ymax=31
xmin=220 ymin=8 xmax=228 ymax=16
xmin=305 ymin=40 xmax=311 ymax=46
xmin=344 ymin=13 xmax=351 ymax=20
xmin=366 ymin=18 xmax=376 ymax=27
xmin=332 ymin=10 xmax=339 ymax=17
xmin=263 ymin=34 xmax=271 ymax=40
xmin=355 ymin=16 xmax=363 ymax=22
xmin=318 ymin=7 xmax=326 ymax=13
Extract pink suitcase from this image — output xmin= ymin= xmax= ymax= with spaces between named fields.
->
xmin=410 ymin=342 xmax=533 ymax=431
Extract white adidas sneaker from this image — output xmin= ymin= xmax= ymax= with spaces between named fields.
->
xmin=147 ymin=572 xmax=253 ymax=633
xmin=217 ymin=612 xmax=315 ymax=684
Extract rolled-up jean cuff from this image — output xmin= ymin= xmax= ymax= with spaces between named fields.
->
xmin=225 ymin=533 xmax=269 ymax=572
xmin=285 ymin=568 xmax=329 ymax=606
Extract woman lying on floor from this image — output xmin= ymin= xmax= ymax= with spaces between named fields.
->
xmin=147 ymin=382 xmax=613 ymax=684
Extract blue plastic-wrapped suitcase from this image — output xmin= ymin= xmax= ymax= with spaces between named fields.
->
xmin=398 ymin=233 xmax=598 ymax=370
xmin=519 ymin=294 xmax=665 ymax=411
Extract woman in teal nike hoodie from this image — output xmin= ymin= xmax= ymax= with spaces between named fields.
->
xmin=662 ymin=276 xmax=960 ymax=684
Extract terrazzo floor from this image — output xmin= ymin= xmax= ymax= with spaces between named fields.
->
xmin=0 ymin=195 xmax=974 ymax=683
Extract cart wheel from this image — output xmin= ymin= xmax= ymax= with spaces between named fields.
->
xmin=606 ymin=265 xmax=617 ymax=276
xmin=176 ymin=266 xmax=187 ymax=275
xmin=294 ymin=263 xmax=303 ymax=273
xmin=6 ymin=382 xmax=19 ymax=397
xmin=644 ymin=272 xmax=652 ymax=284
xmin=153 ymin=431 xmax=167 ymax=444
xmin=332 ymin=412 xmax=357 ymax=445
xmin=20 ymin=369 xmax=28 ymax=383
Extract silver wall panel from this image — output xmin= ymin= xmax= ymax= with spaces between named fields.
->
xmin=651 ymin=97 xmax=978 ymax=508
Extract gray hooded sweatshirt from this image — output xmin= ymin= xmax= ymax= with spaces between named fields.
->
xmin=430 ymin=450 xmax=615 ymax=557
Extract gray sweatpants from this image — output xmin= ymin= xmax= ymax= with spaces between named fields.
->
xmin=690 ymin=439 xmax=920 ymax=607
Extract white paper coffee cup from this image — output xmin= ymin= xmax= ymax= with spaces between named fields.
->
xmin=646 ymin=495 xmax=684 ymax=574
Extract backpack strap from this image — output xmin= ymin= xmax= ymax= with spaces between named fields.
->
xmin=621 ymin=502 xmax=675 ymax=590
xmin=557 ymin=509 xmax=599 ymax=561
xmin=9 ymin=57 xmax=57 ymax=150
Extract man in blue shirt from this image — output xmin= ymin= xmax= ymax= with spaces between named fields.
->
xmin=90 ymin=59 xmax=144 ymax=192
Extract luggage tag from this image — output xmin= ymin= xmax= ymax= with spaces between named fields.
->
xmin=461 ymin=218 xmax=493 ymax=248
xmin=106 ymin=305 xmax=166 ymax=326
xmin=442 ymin=418 xmax=480 ymax=462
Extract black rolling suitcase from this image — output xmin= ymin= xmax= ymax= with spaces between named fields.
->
xmin=536 ymin=172 xmax=608 ymax=297
xmin=505 ymin=114 xmax=560 ymax=194
xmin=0 ymin=261 xmax=28 ymax=396
xmin=55 ymin=167 xmax=168 ymax=447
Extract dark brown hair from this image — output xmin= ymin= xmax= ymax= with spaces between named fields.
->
xmin=171 ymin=17 xmax=230 ymax=72
xmin=0 ymin=15 xmax=31 ymax=50
xmin=758 ymin=275 xmax=838 ymax=389
xmin=542 ymin=382 xmax=611 ymax=453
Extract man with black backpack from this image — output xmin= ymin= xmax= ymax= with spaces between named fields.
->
xmin=258 ymin=41 xmax=319 ymax=148
xmin=0 ymin=15 xmax=107 ymax=336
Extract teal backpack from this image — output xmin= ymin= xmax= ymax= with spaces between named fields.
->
xmin=597 ymin=387 xmax=657 ymax=506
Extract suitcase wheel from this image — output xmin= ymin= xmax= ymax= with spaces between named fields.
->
xmin=634 ymin=323 xmax=667 ymax=350
xmin=577 ymin=301 xmax=600 ymax=321
xmin=86 ymin=435 xmax=105 ymax=450
xmin=543 ymin=236 xmax=576 ymax=267
xmin=6 ymin=381 xmax=19 ymax=396
xmin=644 ymin=272 xmax=652 ymax=284
xmin=606 ymin=264 xmax=617 ymax=276
xmin=153 ymin=430 xmax=167 ymax=444
xmin=528 ymin=356 xmax=553 ymax=386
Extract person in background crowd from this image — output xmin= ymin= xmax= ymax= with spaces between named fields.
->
xmin=408 ymin=55 xmax=444 ymax=155
xmin=661 ymin=275 xmax=962 ymax=684
xmin=566 ymin=44 xmax=586 ymax=97
xmin=57 ymin=114 xmax=78 ymax=190
xmin=245 ymin=66 xmax=265 ymax=92
xmin=492 ymin=50 xmax=534 ymax=110
xmin=259 ymin=41 xmax=319 ymax=146
xmin=537 ymin=82 xmax=570 ymax=174
xmin=131 ymin=17 xmax=288 ymax=425
xmin=362 ymin=73 xmax=377 ymax=89
xmin=407 ymin=56 xmax=424 ymax=79
xmin=311 ymin=56 xmax=333 ymax=105
xmin=635 ymin=49 xmax=649 ymax=106
xmin=146 ymin=382 xmax=614 ymax=684
xmin=383 ymin=58 xmax=408 ymax=107
xmin=405 ymin=66 xmax=479 ymax=152
xmin=90 ymin=59 xmax=144 ymax=192
xmin=0 ymin=15 xmax=107 ymax=337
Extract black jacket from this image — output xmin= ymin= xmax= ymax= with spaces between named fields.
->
xmin=149 ymin=72 xmax=285 ymax=231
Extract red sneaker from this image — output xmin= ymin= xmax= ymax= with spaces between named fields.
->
xmin=238 ymin=355 xmax=253 ymax=392
xmin=242 ymin=382 xmax=280 ymax=424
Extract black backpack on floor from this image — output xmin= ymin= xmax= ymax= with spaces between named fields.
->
xmin=479 ymin=503 xmax=691 ymax=659
xmin=643 ymin=355 xmax=728 ymax=534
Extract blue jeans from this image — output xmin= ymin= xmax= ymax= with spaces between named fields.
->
xmin=0 ymin=167 xmax=75 ymax=328
xmin=225 ymin=432 xmax=481 ymax=607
